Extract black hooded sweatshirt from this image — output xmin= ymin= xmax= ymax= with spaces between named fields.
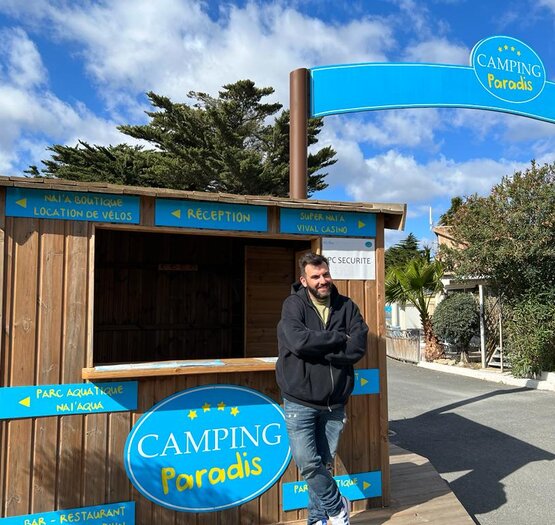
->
xmin=276 ymin=282 xmax=369 ymax=410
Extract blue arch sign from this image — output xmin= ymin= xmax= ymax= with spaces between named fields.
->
xmin=310 ymin=35 xmax=555 ymax=124
xmin=124 ymin=385 xmax=291 ymax=512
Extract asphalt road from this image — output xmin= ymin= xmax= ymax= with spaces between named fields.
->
xmin=387 ymin=358 xmax=555 ymax=525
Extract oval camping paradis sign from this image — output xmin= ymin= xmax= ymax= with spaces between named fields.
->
xmin=124 ymin=385 xmax=291 ymax=512
xmin=471 ymin=35 xmax=546 ymax=103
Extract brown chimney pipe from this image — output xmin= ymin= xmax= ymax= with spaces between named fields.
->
xmin=289 ymin=68 xmax=309 ymax=200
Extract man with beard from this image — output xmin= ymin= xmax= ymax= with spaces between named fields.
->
xmin=276 ymin=252 xmax=368 ymax=525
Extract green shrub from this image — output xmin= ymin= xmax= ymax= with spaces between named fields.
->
xmin=432 ymin=292 xmax=479 ymax=350
xmin=505 ymin=293 xmax=555 ymax=378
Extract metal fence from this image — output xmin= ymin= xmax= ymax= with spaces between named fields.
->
xmin=386 ymin=327 xmax=421 ymax=363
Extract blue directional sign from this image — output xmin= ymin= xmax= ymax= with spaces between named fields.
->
xmin=6 ymin=187 xmax=140 ymax=224
xmin=0 ymin=501 xmax=135 ymax=525
xmin=0 ymin=381 xmax=138 ymax=420
xmin=155 ymin=199 xmax=268 ymax=232
xmin=282 ymin=471 xmax=382 ymax=511
xmin=280 ymin=208 xmax=376 ymax=237
xmin=310 ymin=36 xmax=555 ymax=124
xmin=352 ymin=369 xmax=380 ymax=396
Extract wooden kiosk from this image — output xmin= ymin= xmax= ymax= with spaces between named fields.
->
xmin=0 ymin=176 xmax=405 ymax=524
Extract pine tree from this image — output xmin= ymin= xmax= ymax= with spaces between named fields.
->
xmin=28 ymin=80 xmax=336 ymax=197
xmin=385 ymin=233 xmax=422 ymax=269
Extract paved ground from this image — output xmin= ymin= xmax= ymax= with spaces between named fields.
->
xmin=387 ymin=358 xmax=555 ymax=525
xmin=418 ymin=360 xmax=555 ymax=392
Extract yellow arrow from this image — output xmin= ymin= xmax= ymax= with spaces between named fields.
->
xmin=19 ymin=396 xmax=31 ymax=407
xmin=16 ymin=198 xmax=27 ymax=208
xmin=361 ymin=378 xmax=368 ymax=387
xmin=363 ymin=481 xmax=371 ymax=490
xmin=171 ymin=209 xmax=181 ymax=219
xmin=358 ymin=220 xmax=365 ymax=229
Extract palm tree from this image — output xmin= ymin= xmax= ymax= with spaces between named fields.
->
xmin=385 ymin=257 xmax=444 ymax=361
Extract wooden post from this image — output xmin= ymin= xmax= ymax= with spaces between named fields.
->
xmin=289 ymin=68 xmax=309 ymax=199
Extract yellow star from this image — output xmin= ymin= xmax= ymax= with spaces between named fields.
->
xmin=504 ymin=44 xmax=508 ymax=50
xmin=202 ymin=402 xmax=211 ymax=412
xmin=188 ymin=410 xmax=198 ymax=420
xmin=498 ymin=46 xmax=503 ymax=52
xmin=517 ymin=51 xmax=521 ymax=56
xmin=511 ymin=46 xmax=515 ymax=52
xmin=230 ymin=407 xmax=240 ymax=416
xmin=217 ymin=402 xmax=226 ymax=411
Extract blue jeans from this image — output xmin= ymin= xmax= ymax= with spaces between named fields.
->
xmin=283 ymin=398 xmax=346 ymax=524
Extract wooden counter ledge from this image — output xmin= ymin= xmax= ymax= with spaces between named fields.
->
xmin=82 ymin=357 xmax=277 ymax=380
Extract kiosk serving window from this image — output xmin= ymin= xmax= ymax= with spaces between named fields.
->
xmin=93 ymin=228 xmax=310 ymax=365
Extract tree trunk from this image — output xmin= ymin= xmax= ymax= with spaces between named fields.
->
xmin=460 ymin=347 xmax=469 ymax=364
xmin=422 ymin=318 xmax=443 ymax=361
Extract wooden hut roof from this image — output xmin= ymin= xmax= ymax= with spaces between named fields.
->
xmin=0 ymin=176 xmax=406 ymax=230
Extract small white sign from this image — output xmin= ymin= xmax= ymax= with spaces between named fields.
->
xmin=322 ymin=237 xmax=376 ymax=280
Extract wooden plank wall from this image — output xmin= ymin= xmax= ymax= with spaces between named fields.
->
xmin=333 ymin=217 xmax=388 ymax=512
xmin=0 ymin=216 xmax=91 ymax=518
xmin=244 ymin=245 xmax=296 ymax=358
xmin=0 ymin=207 xmax=388 ymax=524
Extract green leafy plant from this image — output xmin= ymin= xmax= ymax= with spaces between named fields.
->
xmin=432 ymin=293 xmax=479 ymax=360
xmin=385 ymin=257 xmax=444 ymax=361
xmin=439 ymin=161 xmax=555 ymax=376
xmin=505 ymin=293 xmax=555 ymax=378
xmin=444 ymin=161 xmax=555 ymax=301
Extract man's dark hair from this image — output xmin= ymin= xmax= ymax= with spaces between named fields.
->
xmin=299 ymin=252 xmax=329 ymax=276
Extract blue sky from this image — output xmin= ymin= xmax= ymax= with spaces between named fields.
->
xmin=1 ymin=0 xmax=555 ymax=247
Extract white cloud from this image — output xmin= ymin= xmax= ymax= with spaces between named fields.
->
xmin=383 ymin=227 xmax=432 ymax=250
xmin=329 ymin=109 xmax=442 ymax=149
xmin=402 ymin=38 xmax=469 ymax=65
xmin=339 ymin=149 xmax=528 ymax=203
xmin=444 ymin=109 xmax=555 ymax=165
xmin=406 ymin=204 xmax=433 ymax=220
xmin=2 ymin=0 xmax=395 ymax=111
xmin=0 ymin=86 xmax=128 ymax=173
xmin=384 ymin=228 xmax=408 ymax=248
xmin=312 ymin=127 xmax=369 ymax=190
xmin=0 ymin=1 xmax=397 ymax=174
xmin=0 ymin=27 xmax=128 ymax=175
xmin=1 ymin=0 xmax=553 ymax=193
xmin=311 ymin=105 xmax=540 ymax=206
xmin=392 ymin=0 xmax=430 ymax=36
xmin=537 ymin=0 xmax=555 ymax=13
xmin=448 ymin=108 xmax=555 ymax=142
xmin=0 ymin=27 xmax=46 ymax=88
xmin=500 ymin=115 xmax=555 ymax=143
